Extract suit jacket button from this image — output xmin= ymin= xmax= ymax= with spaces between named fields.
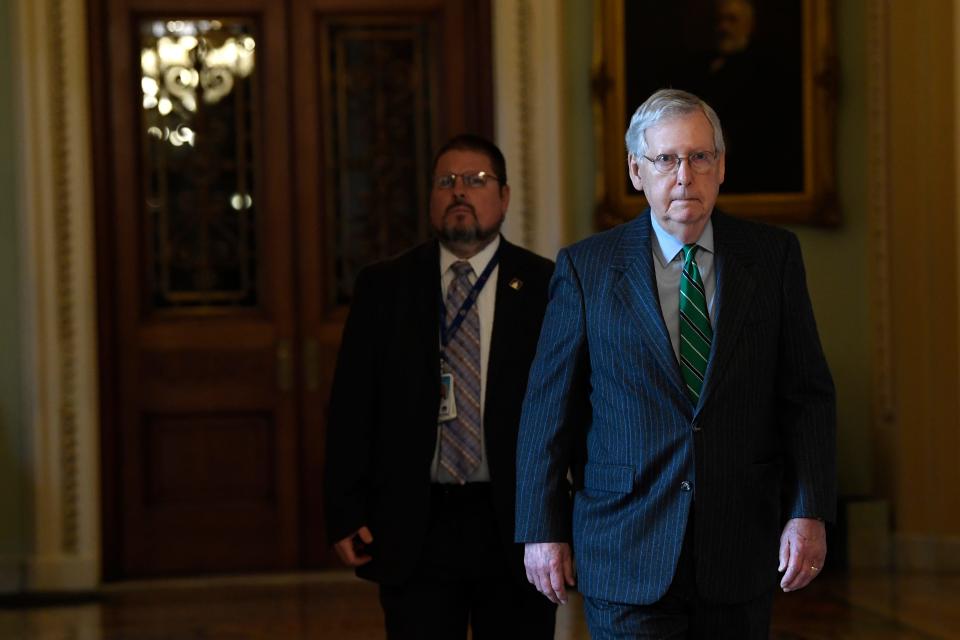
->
xmin=692 ymin=424 xmax=702 ymax=432
xmin=680 ymin=481 xmax=692 ymax=492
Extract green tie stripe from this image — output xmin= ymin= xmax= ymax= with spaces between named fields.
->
xmin=679 ymin=244 xmax=713 ymax=403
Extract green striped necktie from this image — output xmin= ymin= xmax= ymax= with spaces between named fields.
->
xmin=679 ymin=244 xmax=712 ymax=404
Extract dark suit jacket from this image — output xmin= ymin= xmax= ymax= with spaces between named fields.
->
xmin=515 ymin=210 xmax=836 ymax=605
xmin=325 ymin=237 xmax=554 ymax=585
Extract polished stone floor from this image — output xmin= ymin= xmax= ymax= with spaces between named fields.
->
xmin=1 ymin=569 xmax=958 ymax=639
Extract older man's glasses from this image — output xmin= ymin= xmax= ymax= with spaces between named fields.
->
xmin=433 ymin=171 xmax=500 ymax=189
xmin=641 ymin=151 xmax=718 ymax=174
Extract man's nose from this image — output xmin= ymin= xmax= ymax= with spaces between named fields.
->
xmin=448 ymin=175 xmax=473 ymax=196
xmin=675 ymin=157 xmax=694 ymax=185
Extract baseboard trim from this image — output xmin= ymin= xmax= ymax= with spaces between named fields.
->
xmin=25 ymin=554 xmax=99 ymax=591
xmin=895 ymin=532 xmax=960 ymax=572
xmin=0 ymin=590 xmax=101 ymax=607
xmin=845 ymin=499 xmax=893 ymax=569
xmin=0 ymin=556 xmax=25 ymax=594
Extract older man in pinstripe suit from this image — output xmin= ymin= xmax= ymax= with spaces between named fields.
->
xmin=515 ymin=89 xmax=836 ymax=638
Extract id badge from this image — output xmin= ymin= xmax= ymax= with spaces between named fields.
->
xmin=438 ymin=372 xmax=457 ymax=421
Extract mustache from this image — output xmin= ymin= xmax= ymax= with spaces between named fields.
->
xmin=445 ymin=197 xmax=476 ymax=216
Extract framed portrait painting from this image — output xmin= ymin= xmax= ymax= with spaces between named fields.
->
xmin=594 ymin=0 xmax=839 ymax=227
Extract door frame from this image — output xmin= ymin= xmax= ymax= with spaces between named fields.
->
xmin=7 ymin=0 xmax=101 ymax=590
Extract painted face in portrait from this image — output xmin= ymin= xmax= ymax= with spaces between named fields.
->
xmin=716 ymin=0 xmax=755 ymax=55
xmin=628 ymin=110 xmax=725 ymax=244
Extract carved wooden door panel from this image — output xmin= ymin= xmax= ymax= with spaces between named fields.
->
xmin=94 ymin=0 xmax=491 ymax=577
xmin=290 ymin=0 xmax=492 ymax=568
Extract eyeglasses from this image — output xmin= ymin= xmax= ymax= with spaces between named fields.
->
xmin=641 ymin=151 xmax=719 ymax=175
xmin=433 ymin=171 xmax=500 ymax=189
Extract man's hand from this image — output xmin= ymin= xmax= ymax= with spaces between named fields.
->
xmin=778 ymin=517 xmax=826 ymax=592
xmin=524 ymin=542 xmax=576 ymax=604
xmin=333 ymin=526 xmax=374 ymax=567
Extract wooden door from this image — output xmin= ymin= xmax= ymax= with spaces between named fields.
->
xmin=93 ymin=0 xmax=491 ymax=578
xmin=98 ymin=0 xmax=298 ymax=577
xmin=290 ymin=0 xmax=492 ymax=568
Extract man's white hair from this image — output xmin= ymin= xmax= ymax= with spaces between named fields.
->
xmin=624 ymin=89 xmax=726 ymax=158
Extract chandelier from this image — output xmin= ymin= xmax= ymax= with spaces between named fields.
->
xmin=140 ymin=19 xmax=256 ymax=148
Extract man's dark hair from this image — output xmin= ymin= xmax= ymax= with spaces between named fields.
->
xmin=431 ymin=134 xmax=507 ymax=186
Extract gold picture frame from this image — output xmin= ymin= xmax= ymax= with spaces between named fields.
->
xmin=593 ymin=0 xmax=839 ymax=228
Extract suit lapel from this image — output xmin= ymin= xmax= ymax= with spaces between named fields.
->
xmin=414 ymin=240 xmax=442 ymax=394
xmin=697 ymin=212 xmax=756 ymax=412
xmin=486 ymin=238 xmax=521 ymax=422
xmin=611 ymin=212 xmax=685 ymax=395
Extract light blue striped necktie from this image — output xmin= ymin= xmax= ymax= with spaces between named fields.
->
xmin=440 ymin=261 xmax=482 ymax=482
xmin=679 ymin=244 xmax=712 ymax=404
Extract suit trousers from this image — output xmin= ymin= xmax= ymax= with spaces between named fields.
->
xmin=582 ymin=515 xmax=774 ymax=639
xmin=378 ymin=483 xmax=555 ymax=640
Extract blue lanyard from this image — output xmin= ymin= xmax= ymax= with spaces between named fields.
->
xmin=439 ymin=248 xmax=501 ymax=352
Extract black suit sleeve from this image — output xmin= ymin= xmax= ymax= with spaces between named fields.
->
xmin=777 ymin=234 xmax=837 ymax=522
xmin=324 ymin=266 xmax=382 ymax=543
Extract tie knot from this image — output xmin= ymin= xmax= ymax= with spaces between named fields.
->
xmin=452 ymin=261 xmax=474 ymax=279
xmin=682 ymin=244 xmax=699 ymax=264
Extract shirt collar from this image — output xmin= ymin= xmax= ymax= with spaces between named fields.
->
xmin=440 ymin=234 xmax=501 ymax=276
xmin=650 ymin=213 xmax=714 ymax=267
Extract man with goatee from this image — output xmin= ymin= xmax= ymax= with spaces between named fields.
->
xmin=325 ymin=134 xmax=556 ymax=639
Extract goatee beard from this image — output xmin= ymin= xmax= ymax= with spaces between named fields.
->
xmin=435 ymin=218 xmax=503 ymax=257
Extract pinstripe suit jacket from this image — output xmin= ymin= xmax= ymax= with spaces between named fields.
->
xmin=515 ymin=210 xmax=836 ymax=605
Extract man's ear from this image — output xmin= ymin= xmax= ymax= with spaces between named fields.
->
xmin=627 ymin=154 xmax=643 ymax=192
xmin=499 ymin=183 xmax=511 ymax=214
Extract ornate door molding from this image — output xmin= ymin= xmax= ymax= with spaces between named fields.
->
xmin=493 ymin=0 xmax=567 ymax=259
xmin=11 ymin=0 xmax=101 ymax=591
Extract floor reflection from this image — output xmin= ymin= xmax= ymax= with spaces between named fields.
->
xmin=1 ymin=569 xmax=957 ymax=639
